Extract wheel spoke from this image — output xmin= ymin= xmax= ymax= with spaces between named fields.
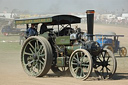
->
xmin=25 ymin=60 xmax=35 ymax=66
xmin=28 ymin=42 xmax=34 ymax=50
xmin=39 ymin=60 xmax=44 ymax=65
xmin=107 ymin=56 xmax=110 ymax=62
xmin=76 ymin=53 xmax=79 ymax=61
xmin=80 ymin=54 xmax=86 ymax=63
xmin=37 ymin=45 xmax=43 ymax=53
xmin=73 ymin=56 xmax=79 ymax=63
xmin=81 ymin=52 xmax=84 ymax=58
xmin=37 ymin=63 xmax=40 ymax=72
xmin=36 ymin=40 xmax=39 ymax=50
xmin=33 ymin=63 xmax=37 ymax=71
xmin=75 ymin=67 xmax=79 ymax=74
xmin=41 ymin=48 xmax=45 ymax=54
xmin=106 ymin=66 xmax=111 ymax=71
xmin=27 ymin=56 xmax=33 ymax=61
xmin=96 ymin=64 xmax=101 ymax=68
xmin=105 ymin=67 xmax=109 ymax=74
xmin=71 ymin=62 xmax=78 ymax=65
xmin=80 ymin=67 xmax=84 ymax=77
xmin=81 ymin=63 xmax=89 ymax=67
xmin=29 ymin=48 xmax=34 ymax=54
xmin=102 ymin=67 xmax=105 ymax=79
xmin=102 ymin=52 xmax=106 ymax=61
xmin=24 ymin=52 xmax=33 ymax=56
xmin=39 ymin=62 xmax=42 ymax=71
xmin=97 ymin=56 xmax=103 ymax=62
xmin=36 ymin=46 xmax=43 ymax=58
xmin=104 ymin=52 xmax=107 ymax=60
xmin=35 ymin=42 xmax=37 ymax=53
xmin=39 ymin=54 xmax=45 ymax=57
xmin=100 ymin=66 xmax=104 ymax=72
xmin=42 ymin=57 xmax=45 ymax=62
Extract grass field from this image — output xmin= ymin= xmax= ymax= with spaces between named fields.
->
xmin=0 ymin=32 xmax=21 ymax=53
xmin=0 ymin=42 xmax=21 ymax=53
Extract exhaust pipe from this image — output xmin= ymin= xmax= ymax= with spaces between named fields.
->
xmin=86 ymin=10 xmax=95 ymax=40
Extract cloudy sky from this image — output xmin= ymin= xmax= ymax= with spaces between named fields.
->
xmin=0 ymin=0 xmax=128 ymax=14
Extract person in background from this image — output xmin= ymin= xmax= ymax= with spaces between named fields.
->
xmin=26 ymin=24 xmax=38 ymax=37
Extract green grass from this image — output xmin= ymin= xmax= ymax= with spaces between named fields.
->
xmin=0 ymin=33 xmax=21 ymax=53
xmin=0 ymin=42 xmax=21 ymax=53
xmin=0 ymin=34 xmax=19 ymax=41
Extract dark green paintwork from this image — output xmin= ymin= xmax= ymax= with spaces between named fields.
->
xmin=15 ymin=18 xmax=52 ymax=24
xmin=56 ymin=36 xmax=70 ymax=45
xmin=39 ymin=32 xmax=49 ymax=39
xmin=66 ymin=45 xmax=81 ymax=55
xmin=56 ymin=57 xmax=65 ymax=67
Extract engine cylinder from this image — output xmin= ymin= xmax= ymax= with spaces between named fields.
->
xmin=84 ymin=41 xmax=101 ymax=56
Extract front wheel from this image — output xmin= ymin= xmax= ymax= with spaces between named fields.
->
xmin=94 ymin=48 xmax=117 ymax=79
xmin=69 ymin=49 xmax=93 ymax=80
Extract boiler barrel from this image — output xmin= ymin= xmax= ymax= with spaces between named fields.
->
xmin=66 ymin=45 xmax=81 ymax=55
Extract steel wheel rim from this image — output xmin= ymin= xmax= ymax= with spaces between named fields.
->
xmin=94 ymin=49 xmax=117 ymax=79
xmin=21 ymin=38 xmax=47 ymax=76
xmin=69 ymin=49 xmax=92 ymax=80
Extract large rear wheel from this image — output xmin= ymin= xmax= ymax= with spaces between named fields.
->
xmin=21 ymin=36 xmax=53 ymax=77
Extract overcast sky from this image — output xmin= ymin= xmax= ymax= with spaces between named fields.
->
xmin=0 ymin=0 xmax=128 ymax=14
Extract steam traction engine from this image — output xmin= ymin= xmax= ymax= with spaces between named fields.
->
xmin=16 ymin=10 xmax=117 ymax=80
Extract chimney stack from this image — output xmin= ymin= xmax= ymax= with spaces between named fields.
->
xmin=86 ymin=10 xmax=95 ymax=40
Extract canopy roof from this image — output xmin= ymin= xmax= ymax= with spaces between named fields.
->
xmin=15 ymin=15 xmax=81 ymax=25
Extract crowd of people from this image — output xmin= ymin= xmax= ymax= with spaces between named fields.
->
xmin=94 ymin=14 xmax=128 ymax=26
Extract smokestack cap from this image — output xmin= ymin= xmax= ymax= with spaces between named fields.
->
xmin=86 ymin=10 xmax=95 ymax=14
